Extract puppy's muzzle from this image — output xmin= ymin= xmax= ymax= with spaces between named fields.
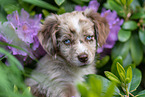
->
xmin=78 ymin=53 xmax=88 ymax=63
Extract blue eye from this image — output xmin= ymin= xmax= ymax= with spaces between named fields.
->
xmin=64 ymin=39 xmax=71 ymax=45
xmin=86 ymin=36 xmax=93 ymax=41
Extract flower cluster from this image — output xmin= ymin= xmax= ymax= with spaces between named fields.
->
xmin=75 ymin=0 xmax=123 ymax=54
xmin=0 ymin=9 xmax=44 ymax=60
xmin=75 ymin=0 xmax=100 ymax=12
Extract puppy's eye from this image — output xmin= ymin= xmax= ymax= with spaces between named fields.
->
xmin=63 ymin=39 xmax=71 ymax=45
xmin=85 ymin=36 xmax=94 ymax=41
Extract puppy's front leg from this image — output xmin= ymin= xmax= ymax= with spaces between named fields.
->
xmin=61 ymin=84 xmax=80 ymax=97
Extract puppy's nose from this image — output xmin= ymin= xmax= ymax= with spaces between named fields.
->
xmin=78 ymin=54 xmax=88 ymax=63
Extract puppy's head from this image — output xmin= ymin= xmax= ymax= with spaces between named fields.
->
xmin=38 ymin=9 xmax=109 ymax=67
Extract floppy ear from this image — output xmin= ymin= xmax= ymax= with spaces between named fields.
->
xmin=38 ymin=15 xmax=60 ymax=55
xmin=84 ymin=9 xmax=110 ymax=47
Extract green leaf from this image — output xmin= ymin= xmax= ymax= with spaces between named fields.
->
xmin=123 ymin=52 xmax=132 ymax=67
xmin=139 ymin=29 xmax=145 ymax=45
xmin=121 ymin=0 xmax=126 ymax=5
xmin=96 ymin=56 xmax=110 ymax=68
xmin=129 ymin=68 xmax=142 ymax=92
xmin=125 ymin=66 xmax=132 ymax=83
xmin=127 ymin=0 xmax=133 ymax=6
xmin=130 ymin=34 xmax=143 ymax=65
xmin=85 ymin=74 xmax=120 ymax=95
xmin=23 ymin=87 xmax=31 ymax=95
xmin=108 ymin=0 xmax=125 ymax=17
xmin=111 ymin=56 xmax=123 ymax=77
xmin=130 ymin=0 xmax=141 ymax=11
xmin=130 ymin=12 xmax=145 ymax=19
xmin=115 ymin=0 xmax=122 ymax=4
xmin=14 ymin=85 xmax=18 ymax=93
xmin=111 ymin=41 xmax=130 ymax=60
xmin=89 ymin=76 xmax=102 ymax=96
xmin=3 ymin=4 xmax=21 ymax=14
xmin=0 ymin=8 xmax=7 ymax=22
xmin=122 ymin=21 xmax=138 ymax=31
xmin=88 ymin=91 xmax=99 ymax=97
xmin=117 ymin=62 xmax=125 ymax=82
xmin=55 ymin=0 xmax=65 ymax=6
xmin=0 ymin=48 xmax=24 ymax=71
xmin=81 ymin=0 xmax=90 ymax=2
xmin=118 ymin=29 xmax=131 ymax=42
xmin=105 ymin=71 xmax=121 ymax=84
xmin=72 ymin=0 xmax=84 ymax=5
xmin=42 ymin=9 xmax=49 ymax=17
xmin=103 ymin=83 xmax=116 ymax=97
xmin=23 ymin=0 xmax=59 ymax=11
xmin=77 ymin=83 xmax=88 ymax=97
xmin=62 ymin=0 xmax=75 ymax=12
xmin=57 ymin=7 xmax=65 ymax=14
xmin=137 ymin=90 xmax=145 ymax=97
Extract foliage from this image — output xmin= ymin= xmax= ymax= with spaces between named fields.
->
xmin=77 ymin=74 xmax=118 ymax=97
xmin=105 ymin=0 xmax=145 ymax=65
xmin=0 ymin=48 xmax=32 ymax=97
xmin=78 ymin=56 xmax=144 ymax=97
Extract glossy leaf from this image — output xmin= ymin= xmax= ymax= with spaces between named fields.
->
xmin=85 ymin=74 xmax=120 ymax=95
xmin=23 ymin=87 xmax=31 ymax=95
xmin=130 ymin=0 xmax=141 ymax=11
xmin=96 ymin=56 xmax=110 ymax=68
xmin=126 ymin=66 xmax=132 ymax=83
xmin=42 ymin=9 xmax=49 ymax=17
xmin=122 ymin=21 xmax=138 ymax=31
xmin=3 ymin=4 xmax=20 ymax=14
xmin=77 ymin=83 xmax=88 ymax=97
xmin=57 ymin=7 xmax=65 ymax=14
xmin=81 ymin=0 xmax=90 ymax=2
xmin=121 ymin=0 xmax=126 ymax=5
xmin=108 ymin=0 xmax=125 ymax=17
xmin=117 ymin=62 xmax=125 ymax=82
xmin=123 ymin=52 xmax=132 ymax=67
xmin=23 ymin=0 xmax=59 ymax=11
xmin=137 ymin=90 xmax=145 ymax=97
xmin=89 ymin=76 xmax=102 ymax=96
xmin=127 ymin=0 xmax=133 ymax=6
xmin=105 ymin=71 xmax=121 ymax=84
xmin=118 ymin=29 xmax=131 ymax=42
xmin=111 ymin=56 xmax=123 ymax=77
xmin=111 ymin=41 xmax=130 ymax=60
xmin=14 ymin=85 xmax=18 ymax=93
xmin=115 ymin=0 xmax=122 ymax=4
xmin=139 ymin=29 xmax=145 ymax=45
xmin=0 ymin=48 xmax=24 ymax=71
xmin=103 ymin=83 xmax=115 ymax=97
xmin=130 ymin=12 xmax=145 ymax=19
xmin=130 ymin=34 xmax=143 ymax=65
xmin=55 ymin=0 xmax=65 ymax=6
xmin=129 ymin=68 xmax=142 ymax=91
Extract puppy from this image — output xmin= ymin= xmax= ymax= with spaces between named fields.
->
xmin=25 ymin=9 xmax=109 ymax=97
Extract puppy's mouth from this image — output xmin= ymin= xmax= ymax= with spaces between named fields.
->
xmin=78 ymin=62 xmax=89 ymax=67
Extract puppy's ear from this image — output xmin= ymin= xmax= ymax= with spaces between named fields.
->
xmin=38 ymin=15 xmax=60 ymax=55
xmin=84 ymin=9 xmax=110 ymax=47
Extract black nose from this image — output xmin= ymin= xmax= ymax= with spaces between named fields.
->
xmin=78 ymin=54 xmax=88 ymax=63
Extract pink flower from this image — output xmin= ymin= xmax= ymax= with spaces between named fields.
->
xmin=97 ymin=9 xmax=124 ymax=53
xmin=75 ymin=0 xmax=100 ymax=12
xmin=0 ymin=9 xmax=43 ymax=60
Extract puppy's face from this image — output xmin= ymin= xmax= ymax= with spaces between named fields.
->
xmin=57 ymin=14 xmax=96 ymax=67
xmin=38 ymin=9 xmax=109 ymax=67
